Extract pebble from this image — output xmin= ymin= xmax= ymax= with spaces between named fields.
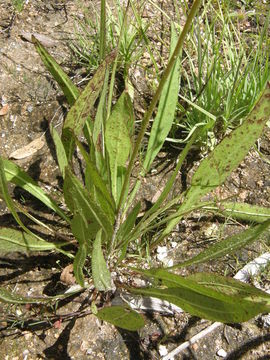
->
xmin=217 ymin=348 xmax=227 ymax=358
xmin=27 ymin=105 xmax=34 ymax=113
xmin=158 ymin=345 xmax=168 ymax=356
xmin=260 ymin=314 xmax=270 ymax=328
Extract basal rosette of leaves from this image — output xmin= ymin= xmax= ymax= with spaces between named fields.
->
xmin=0 ymin=0 xmax=270 ymax=331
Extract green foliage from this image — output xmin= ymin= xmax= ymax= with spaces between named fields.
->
xmin=131 ymin=269 xmax=270 ymax=323
xmin=92 ymin=229 xmax=113 ymax=291
xmin=1 ymin=0 xmax=270 ymax=332
xmin=175 ymin=1 xmax=270 ymax=146
xmin=97 ymin=305 xmax=145 ymax=331
xmin=12 ymin=0 xmax=25 ymax=12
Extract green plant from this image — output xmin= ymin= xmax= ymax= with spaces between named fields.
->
xmin=12 ymin=0 xmax=25 ymax=12
xmin=70 ymin=0 xmax=148 ymax=81
xmin=171 ymin=0 xmax=270 ymax=147
xmin=1 ymin=0 xmax=270 ymax=332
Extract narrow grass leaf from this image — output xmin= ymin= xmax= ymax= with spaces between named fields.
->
xmin=92 ymin=229 xmax=112 ymax=291
xmin=62 ymin=51 xmax=116 ymax=160
xmin=2 ymin=158 xmax=70 ymax=223
xmin=33 ymin=36 xmax=79 ymax=105
xmin=143 ymin=24 xmax=181 ymax=172
xmin=97 ymin=305 xmax=145 ymax=331
xmin=105 ymin=91 xmax=133 ymax=205
xmin=170 ymin=219 xmax=270 ymax=268
xmin=49 ymin=124 xmax=68 ymax=178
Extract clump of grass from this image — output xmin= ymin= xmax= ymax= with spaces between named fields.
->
xmin=70 ymin=0 xmax=148 ymax=81
xmin=172 ymin=0 xmax=270 ymax=147
xmin=12 ymin=0 xmax=25 ymax=12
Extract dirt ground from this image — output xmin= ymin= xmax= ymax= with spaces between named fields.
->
xmin=0 ymin=1 xmax=270 ymax=359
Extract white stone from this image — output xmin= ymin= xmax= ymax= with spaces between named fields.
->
xmin=217 ymin=348 xmax=227 ymax=358
xmin=158 ymin=345 xmax=168 ymax=356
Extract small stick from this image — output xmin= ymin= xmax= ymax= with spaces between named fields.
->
xmin=163 ymin=322 xmax=222 ymax=360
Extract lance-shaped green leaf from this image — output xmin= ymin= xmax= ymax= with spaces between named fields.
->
xmin=169 ymin=219 xmax=270 ymax=269
xmin=0 ymin=157 xmax=56 ymax=245
xmin=117 ymin=202 xmax=141 ymax=261
xmin=49 ymin=124 xmax=68 ymax=178
xmin=185 ymin=81 xmax=270 ymax=207
xmin=75 ymin=138 xmax=115 ymax=215
xmin=71 ymin=213 xmax=95 ymax=286
xmin=33 ymin=36 xmax=79 ymax=106
xmin=130 ymin=285 xmax=269 ymax=323
xmin=187 ymin=273 xmax=270 ymax=304
xmin=62 ymin=51 xmax=116 ymax=160
xmin=96 ymin=305 xmax=145 ymax=331
xmin=64 ymin=167 xmax=113 ymax=238
xmin=0 ymin=286 xmax=82 ymax=304
xmin=130 ymin=269 xmax=270 ymax=323
xmin=105 ymin=91 xmax=134 ymax=205
xmin=0 ymin=228 xmax=63 ymax=252
xmin=73 ymin=243 xmax=87 ymax=287
xmin=92 ymin=229 xmax=112 ymax=291
xmin=0 ymin=157 xmax=29 ymax=233
xmin=160 ymin=81 xmax=270 ymax=239
xmin=2 ymin=158 xmax=70 ymax=223
xmin=204 ymin=202 xmax=270 ymax=223
xmin=143 ymin=24 xmax=181 ymax=172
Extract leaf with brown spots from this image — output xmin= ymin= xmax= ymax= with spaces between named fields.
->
xmin=62 ymin=51 xmax=117 ymax=161
xmin=160 ymin=81 xmax=270 ymax=238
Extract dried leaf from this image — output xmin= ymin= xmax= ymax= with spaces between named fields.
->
xmin=9 ymin=136 xmax=45 ymax=160
xmin=21 ymin=31 xmax=58 ymax=47
xmin=60 ymin=264 xmax=76 ymax=285
xmin=0 ymin=104 xmax=9 ymax=116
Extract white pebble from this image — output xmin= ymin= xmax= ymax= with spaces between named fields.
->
xmin=159 ymin=345 xmax=168 ymax=356
xmin=217 ymin=348 xmax=227 ymax=358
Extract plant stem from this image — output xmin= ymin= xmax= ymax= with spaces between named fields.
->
xmin=100 ymin=0 xmax=106 ymax=60
xmin=117 ymin=0 xmax=202 ymax=213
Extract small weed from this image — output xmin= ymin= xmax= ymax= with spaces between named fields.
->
xmin=12 ymin=0 xmax=25 ymax=12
